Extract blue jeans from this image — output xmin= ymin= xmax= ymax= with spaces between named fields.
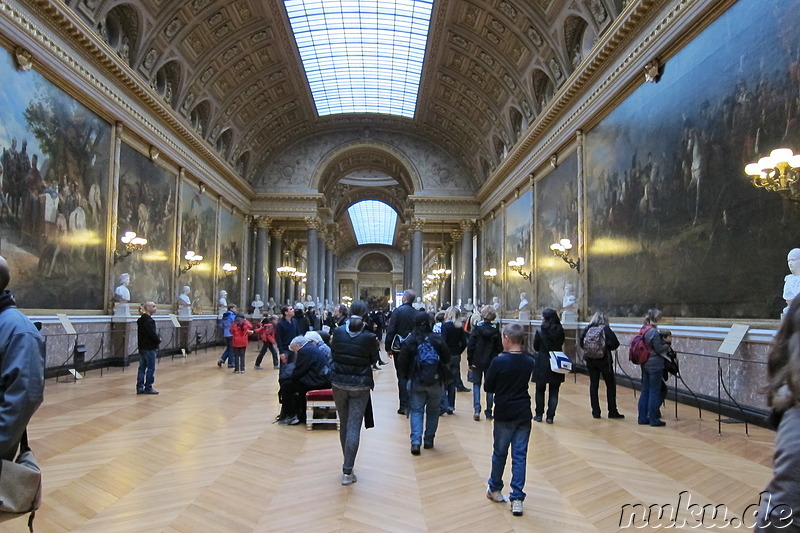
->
xmin=489 ymin=420 xmax=531 ymax=501
xmin=471 ymin=368 xmax=494 ymax=415
xmin=638 ymin=356 xmax=665 ymax=424
xmin=408 ymin=381 xmax=443 ymax=445
xmin=232 ymin=346 xmax=245 ymax=372
xmin=219 ymin=337 xmax=233 ymax=365
xmin=332 ymin=386 xmax=371 ymax=474
xmin=137 ymin=349 xmax=156 ymax=391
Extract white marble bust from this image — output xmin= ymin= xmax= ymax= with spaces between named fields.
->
xmin=267 ymin=297 xmax=276 ymax=313
xmin=519 ymin=292 xmax=530 ymax=310
xmin=783 ymin=248 xmax=800 ymax=317
xmin=492 ymin=296 xmax=500 ymax=310
xmin=463 ymin=298 xmax=475 ymax=312
xmin=251 ymin=294 xmax=264 ymax=315
xmin=412 ymin=297 xmax=424 ymax=310
xmin=178 ymin=285 xmax=191 ymax=317
xmin=114 ymin=273 xmax=130 ymax=303
xmin=218 ymin=290 xmax=228 ymax=307
xmin=562 ymin=283 xmax=577 ymax=310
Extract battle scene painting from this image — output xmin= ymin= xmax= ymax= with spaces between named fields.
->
xmin=0 ymin=51 xmax=111 ymax=309
xmin=113 ymin=143 xmax=176 ymax=305
xmin=217 ymin=207 xmax=245 ymax=308
xmin=481 ymin=213 xmax=503 ymax=309
xmin=585 ymin=0 xmax=800 ymax=319
xmin=178 ymin=181 xmax=217 ymax=312
xmin=535 ymin=155 xmax=579 ymax=312
xmin=504 ymin=190 xmax=532 ymax=314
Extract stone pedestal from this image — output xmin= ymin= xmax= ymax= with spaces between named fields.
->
xmin=519 ymin=310 xmax=531 ymax=322
xmin=110 ymin=316 xmax=137 ymax=366
xmin=178 ymin=307 xmax=192 ymax=319
xmin=178 ymin=318 xmax=193 ymax=351
xmin=561 ymin=309 xmax=578 ymax=325
xmin=113 ymin=303 xmax=132 ymax=318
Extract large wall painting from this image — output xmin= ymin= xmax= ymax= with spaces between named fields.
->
xmin=178 ymin=180 xmax=217 ymax=312
xmin=585 ymin=0 xmax=800 ymax=319
xmin=113 ymin=143 xmax=176 ymax=304
xmin=481 ymin=214 xmax=504 ymax=309
xmin=217 ymin=207 xmax=244 ymax=308
xmin=504 ymin=190 xmax=532 ymax=314
xmin=0 ymin=51 xmax=111 ymax=309
xmin=535 ymin=154 xmax=579 ymax=312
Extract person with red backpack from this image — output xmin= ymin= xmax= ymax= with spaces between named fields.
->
xmin=254 ymin=314 xmax=278 ymax=370
xmin=635 ymin=309 xmax=671 ymax=427
xmin=579 ymin=311 xmax=624 ymax=420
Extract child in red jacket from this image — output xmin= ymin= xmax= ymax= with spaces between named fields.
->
xmin=230 ymin=313 xmax=253 ymax=374
xmin=254 ymin=314 xmax=278 ymax=370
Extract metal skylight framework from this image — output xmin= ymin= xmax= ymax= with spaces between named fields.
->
xmin=347 ymin=200 xmax=398 ymax=245
xmin=284 ymin=0 xmax=433 ymax=117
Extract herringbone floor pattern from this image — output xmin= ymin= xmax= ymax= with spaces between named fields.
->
xmin=3 ymin=346 xmax=776 ymax=532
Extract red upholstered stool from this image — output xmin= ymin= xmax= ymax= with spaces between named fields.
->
xmin=305 ymin=388 xmax=339 ymax=431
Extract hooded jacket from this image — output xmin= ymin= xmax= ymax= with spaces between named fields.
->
xmin=0 ymin=291 xmax=45 ymax=461
xmin=466 ymin=321 xmax=503 ymax=371
xmin=330 ymin=320 xmax=379 ymax=389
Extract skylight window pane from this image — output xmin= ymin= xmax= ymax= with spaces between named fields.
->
xmin=284 ymin=0 xmax=433 ymax=118
xmin=348 ymin=200 xmax=398 ymax=246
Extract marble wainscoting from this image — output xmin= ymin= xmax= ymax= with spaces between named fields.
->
xmin=29 ymin=314 xmax=221 ymax=377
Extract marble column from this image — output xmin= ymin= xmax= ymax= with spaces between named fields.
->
xmin=333 ymin=254 xmax=339 ymax=304
xmin=411 ymin=219 xmax=424 ymax=297
xmin=253 ymin=217 xmax=270 ymax=303
xmin=402 ymin=244 xmax=411 ymax=291
xmin=442 ymin=247 xmax=452 ymax=306
xmin=318 ymin=235 xmax=326 ymax=307
xmin=269 ymin=227 xmax=283 ymax=306
xmin=460 ymin=220 xmax=475 ymax=308
xmin=325 ymin=245 xmax=334 ymax=307
xmin=451 ymin=228 xmax=462 ymax=304
xmin=305 ymin=222 xmax=319 ymax=303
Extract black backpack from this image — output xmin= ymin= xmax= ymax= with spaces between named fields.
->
xmin=415 ymin=337 xmax=440 ymax=386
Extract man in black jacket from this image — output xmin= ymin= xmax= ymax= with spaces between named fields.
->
xmin=137 ymin=301 xmax=161 ymax=395
xmin=385 ymin=289 xmax=418 ymax=415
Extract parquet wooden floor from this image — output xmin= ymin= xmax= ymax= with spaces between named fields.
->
xmin=2 ymin=346 xmax=776 ymax=532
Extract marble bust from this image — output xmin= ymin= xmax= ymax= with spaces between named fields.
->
xmin=492 ymin=296 xmax=500 ymax=310
xmin=178 ymin=285 xmax=191 ymax=317
xmin=412 ymin=297 xmax=424 ymax=310
xmin=114 ymin=273 xmax=131 ymax=303
xmin=251 ymin=294 xmax=264 ymax=316
xmin=267 ymin=297 xmax=277 ymax=313
xmin=463 ymin=298 xmax=475 ymax=312
xmin=218 ymin=290 xmax=228 ymax=316
xmin=561 ymin=283 xmax=578 ymax=323
xmin=519 ymin=292 xmax=530 ymax=310
xmin=783 ymin=248 xmax=800 ymax=317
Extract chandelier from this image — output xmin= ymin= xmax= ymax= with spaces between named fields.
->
xmin=744 ymin=148 xmax=800 ymax=201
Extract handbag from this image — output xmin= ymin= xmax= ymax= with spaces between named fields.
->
xmin=549 ymin=351 xmax=573 ymax=374
xmin=0 ymin=431 xmax=41 ymax=532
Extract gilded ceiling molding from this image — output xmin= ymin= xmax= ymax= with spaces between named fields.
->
xmin=7 ymin=1 xmax=252 ymax=200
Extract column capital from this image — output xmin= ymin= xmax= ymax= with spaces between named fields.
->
xmin=459 ymin=220 xmax=475 ymax=232
xmin=270 ymin=227 xmax=284 ymax=238
xmin=410 ymin=219 xmax=425 ymax=232
xmin=304 ymin=216 xmax=324 ymax=231
xmin=450 ymin=228 xmax=462 ymax=240
xmin=254 ymin=216 xmax=272 ymax=229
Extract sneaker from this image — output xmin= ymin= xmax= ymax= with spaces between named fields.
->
xmin=511 ymin=499 xmax=523 ymax=516
xmin=254 ymin=365 xmax=264 ymax=370
xmin=609 ymin=412 xmax=625 ymax=419
xmin=533 ymin=415 xmax=543 ymax=422
xmin=286 ymin=416 xmax=300 ymax=425
xmin=341 ymin=473 xmax=357 ymax=486
xmin=410 ymin=444 xmax=421 ymax=455
xmin=217 ymin=360 xmax=222 ymax=368
xmin=473 ymin=413 xmax=481 ymax=421
xmin=142 ymin=388 xmax=159 ymax=395
xmin=486 ymin=487 xmax=506 ymax=502
xmin=397 ymin=408 xmax=407 ymax=416
xmin=545 ymin=418 xmax=554 ymax=424
xmin=372 ymin=365 xmax=381 ymax=370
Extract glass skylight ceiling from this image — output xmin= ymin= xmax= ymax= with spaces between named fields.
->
xmin=284 ymin=0 xmax=433 ymax=117
xmin=348 ymin=200 xmax=398 ymax=245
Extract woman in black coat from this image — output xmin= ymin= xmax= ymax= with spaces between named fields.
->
xmin=579 ymin=311 xmax=624 ymax=420
xmin=532 ymin=308 xmax=566 ymax=424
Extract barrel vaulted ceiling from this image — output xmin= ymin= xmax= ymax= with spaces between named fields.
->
xmin=66 ymin=0 xmax=624 ymax=190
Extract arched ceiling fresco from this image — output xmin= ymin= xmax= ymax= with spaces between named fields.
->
xmin=70 ymin=0 xmax=622 ymax=188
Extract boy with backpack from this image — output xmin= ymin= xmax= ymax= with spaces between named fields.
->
xmin=579 ymin=312 xmax=624 ymax=419
xmin=397 ymin=311 xmax=451 ymax=455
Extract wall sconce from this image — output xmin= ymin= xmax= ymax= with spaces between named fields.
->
xmin=113 ymin=231 xmax=147 ymax=264
xmin=199 ymin=183 xmax=206 ymax=193
xmin=483 ymin=267 xmax=498 ymax=280
xmin=507 ymin=257 xmax=532 ymax=282
xmin=178 ymin=250 xmax=203 ymax=274
xmin=277 ymin=265 xmax=297 ymax=278
xmin=221 ymin=262 xmax=238 ymax=276
xmin=550 ymin=239 xmax=580 ymax=270
xmin=744 ymin=148 xmax=800 ymax=202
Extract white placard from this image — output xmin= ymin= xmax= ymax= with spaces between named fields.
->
xmin=168 ymin=314 xmax=181 ymax=328
xmin=57 ymin=313 xmax=76 ymax=335
xmin=718 ymin=324 xmax=750 ymax=355
xmin=68 ymin=369 xmax=83 ymax=379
